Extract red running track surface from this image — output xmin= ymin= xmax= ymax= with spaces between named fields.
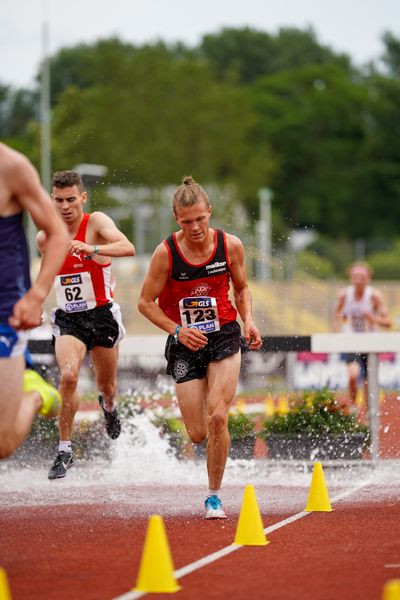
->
xmin=1 ymin=488 xmax=399 ymax=599
xmin=1 ymin=394 xmax=399 ymax=599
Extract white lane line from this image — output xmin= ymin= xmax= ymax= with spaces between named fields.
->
xmin=385 ymin=564 xmax=400 ymax=568
xmin=111 ymin=478 xmax=374 ymax=600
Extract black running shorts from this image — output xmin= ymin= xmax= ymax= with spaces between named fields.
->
xmin=341 ymin=352 xmax=368 ymax=377
xmin=51 ymin=302 xmax=125 ymax=351
xmin=165 ymin=321 xmax=241 ymax=383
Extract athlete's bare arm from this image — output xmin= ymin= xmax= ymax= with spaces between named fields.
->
xmin=370 ymin=289 xmax=392 ymax=329
xmin=70 ymin=211 xmax=135 ymax=258
xmin=332 ymin=289 xmax=346 ymax=332
xmin=5 ymin=149 xmax=68 ymax=330
xmin=226 ymin=234 xmax=262 ymax=350
xmin=36 ymin=230 xmax=46 ymax=255
xmin=138 ymin=244 xmax=208 ymax=351
xmin=138 ymin=243 xmax=180 ymax=334
xmin=38 ymin=211 xmax=135 ymax=260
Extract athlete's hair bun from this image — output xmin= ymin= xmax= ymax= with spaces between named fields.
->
xmin=182 ymin=175 xmax=196 ymax=186
xmin=173 ymin=175 xmax=209 ymax=214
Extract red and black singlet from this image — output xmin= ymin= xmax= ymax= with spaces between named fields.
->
xmin=158 ymin=229 xmax=237 ymax=332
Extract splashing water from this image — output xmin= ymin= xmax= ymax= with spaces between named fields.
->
xmin=0 ymin=409 xmax=399 ymax=515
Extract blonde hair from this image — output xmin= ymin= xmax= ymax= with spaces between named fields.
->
xmin=172 ymin=175 xmax=210 ymax=215
xmin=348 ymin=261 xmax=373 ymax=277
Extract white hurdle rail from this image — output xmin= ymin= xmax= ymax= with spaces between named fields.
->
xmin=310 ymin=333 xmax=400 ymax=462
xmin=262 ymin=332 xmax=400 ymax=462
xmin=28 ymin=332 xmax=400 ymax=462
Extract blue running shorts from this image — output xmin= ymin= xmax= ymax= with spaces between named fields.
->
xmin=0 ymin=324 xmax=27 ymax=358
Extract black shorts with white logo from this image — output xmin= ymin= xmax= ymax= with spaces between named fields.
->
xmin=51 ymin=302 xmax=125 ymax=351
xmin=165 ymin=321 xmax=241 ymax=383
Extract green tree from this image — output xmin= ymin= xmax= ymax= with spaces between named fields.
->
xmin=48 ymin=37 xmax=138 ymax=103
xmin=200 ymin=26 xmax=351 ymax=84
xmin=47 ymin=38 xmax=198 ymax=104
xmin=250 ymin=63 xmax=370 ymax=235
xmin=0 ymin=84 xmax=37 ymax=138
xmin=381 ymin=32 xmax=400 ymax=78
xmin=355 ymin=73 xmax=400 ymax=237
xmin=5 ymin=29 xmax=400 ymax=247
xmin=50 ymin=44 xmax=270 ymax=197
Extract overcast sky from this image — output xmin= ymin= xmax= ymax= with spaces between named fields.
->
xmin=1 ymin=0 xmax=399 ymax=88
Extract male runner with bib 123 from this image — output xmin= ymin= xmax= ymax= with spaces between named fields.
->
xmin=138 ymin=176 xmax=262 ymax=519
xmin=0 ymin=142 xmax=68 ymax=460
xmin=37 ymin=170 xmax=135 ymax=480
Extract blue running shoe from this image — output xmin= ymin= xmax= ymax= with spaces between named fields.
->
xmin=204 ymin=495 xmax=227 ymax=519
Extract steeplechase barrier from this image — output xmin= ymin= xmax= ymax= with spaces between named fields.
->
xmin=28 ymin=332 xmax=400 ymax=462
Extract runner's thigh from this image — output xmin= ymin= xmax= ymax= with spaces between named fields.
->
xmin=90 ymin=345 xmax=119 ymax=384
xmin=206 ymin=351 xmax=241 ymax=414
xmin=0 ymin=354 xmax=24 ymax=435
xmin=55 ymin=335 xmax=87 ymax=374
xmin=176 ymin=378 xmax=208 ymax=433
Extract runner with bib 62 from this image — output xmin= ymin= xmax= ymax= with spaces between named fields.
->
xmin=138 ymin=175 xmax=262 ymax=519
xmin=37 ymin=170 xmax=135 ymax=480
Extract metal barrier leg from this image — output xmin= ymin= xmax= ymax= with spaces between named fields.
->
xmin=367 ymin=352 xmax=380 ymax=461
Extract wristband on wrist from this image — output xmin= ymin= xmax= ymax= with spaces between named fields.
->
xmin=174 ymin=325 xmax=182 ymax=342
xmin=85 ymin=245 xmax=99 ymax=260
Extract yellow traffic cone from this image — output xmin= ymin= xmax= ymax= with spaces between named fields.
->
xmin=304 ymin=462 xmax=333 ymax=512
xmin=382 ymin=579 xmax=400 ymax=600
xmin=233 ymin=484 xmax=269 ymax=546
xmin=133 ymin=515 xmax=181 ymax=593
xmin=0 ymin=567 xmax=11 ymax=600
xmin=264 ymin=396 xmax=275 ymax=417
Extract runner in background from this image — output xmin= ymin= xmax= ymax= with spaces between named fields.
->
xmin=37 ymin=170 xmax=135 ymax=479
xmin=138 ymin=175 xmax=262 ymax=519
xmin=0 ymin=142 xmax=68 ymax=459
xmin=332 ymin=261 xmax=392 ymax=406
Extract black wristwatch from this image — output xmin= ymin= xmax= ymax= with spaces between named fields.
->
xmin=84 ymin=245 xmax=100 ymax=260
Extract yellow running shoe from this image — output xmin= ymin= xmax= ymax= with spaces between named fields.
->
xmin=23 ymin=369 xmax=62 ymax=418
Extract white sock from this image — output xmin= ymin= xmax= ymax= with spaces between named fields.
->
xmin=59 ymin=441 xmax=72 ymax=453
xmin=208 ymin=489 xmax=220 ymax=498
xmin=102 ymin=400 xmax=117 ymax=413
